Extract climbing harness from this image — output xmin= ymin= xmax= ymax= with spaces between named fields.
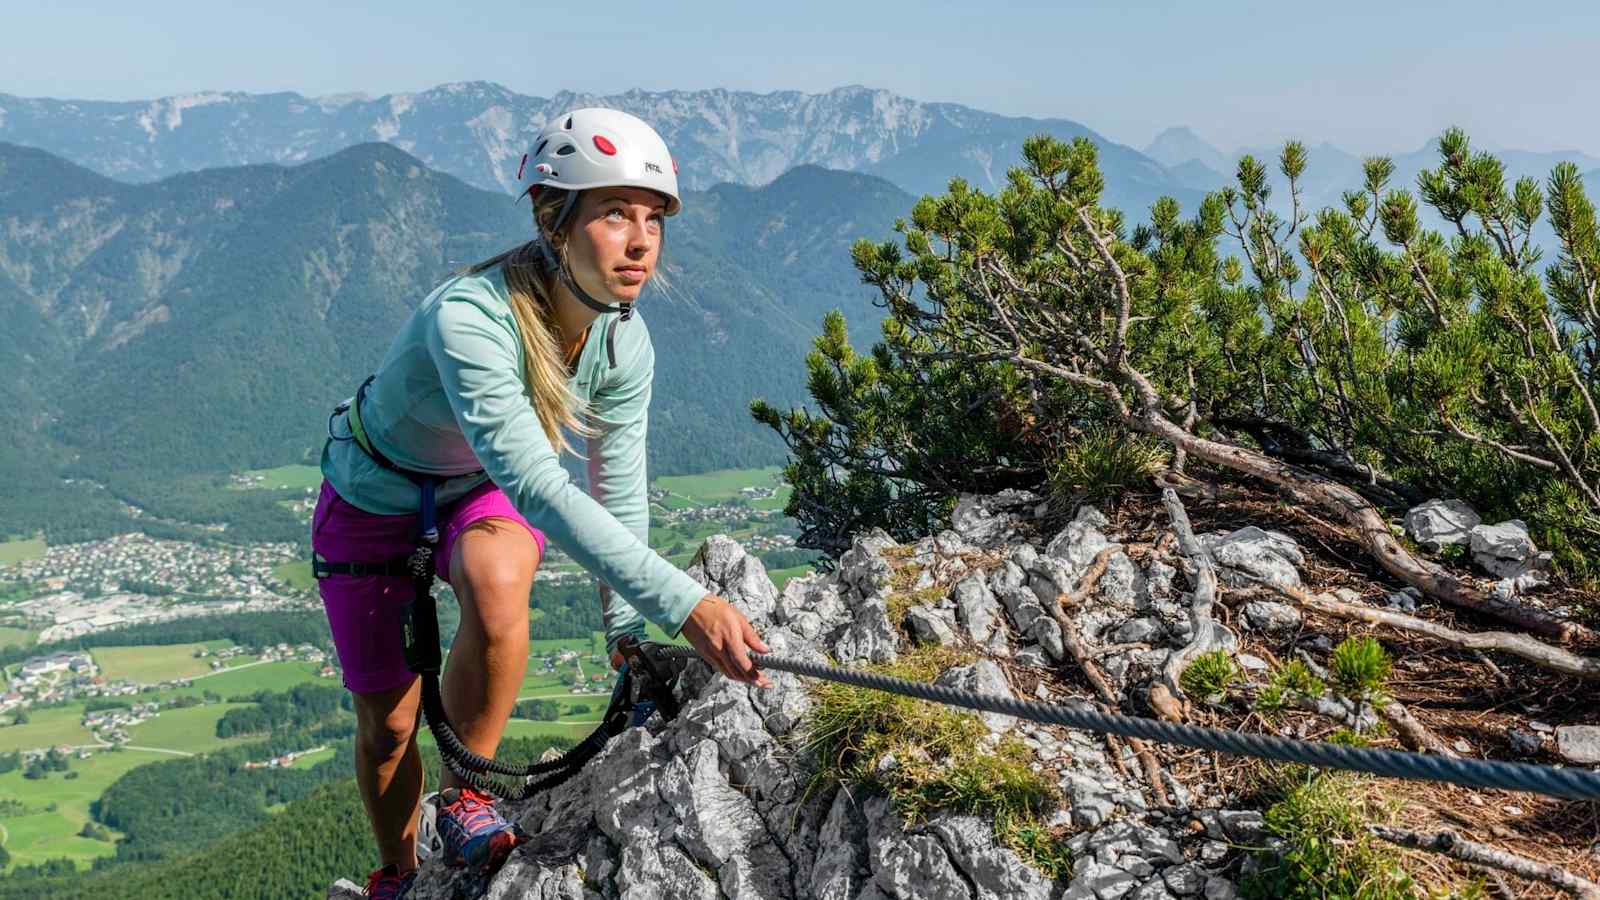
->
xmin=316 ymin=376 xmax=687 ymax=801
xmin=642 ymin=645 xmax=1600 ymax=803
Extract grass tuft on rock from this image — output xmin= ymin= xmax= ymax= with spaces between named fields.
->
xmin=1255 ymin=659 xmax=1326 ymax=716
xmin=1047 ymin=426 xmax=1170 ymax=502
xmin=1330 ymin=636 xmax=1392 ymax=704
xmin=798 ymin=646 xmax=1069 ymax=878
xmin=1241 ymin=768 xmax=1417 ymax=899
xmin=1181 ymin=650 xmax=1241 ymax=702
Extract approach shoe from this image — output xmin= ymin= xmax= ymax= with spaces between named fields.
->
xmin=435 ymin=786 xmax=523 ymax=872
xmin=363 ymin=863 xmax=416 ymax=899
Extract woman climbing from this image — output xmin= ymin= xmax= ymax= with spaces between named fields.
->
xmin=310 ymin=108 xmax=773 ymax=899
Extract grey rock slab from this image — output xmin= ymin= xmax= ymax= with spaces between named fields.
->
xmin=1508 ymin=727 xmax=1545 ymax=756
xmin=1202 ymin=877 xmax=1238 ymax=900
xmin=1069 ymin=860 xmax=1139 ymax=900
xmin=1240 ymin=600 xmax=1301 ymax=636
xmin=873 ymin=834 xmax=973 ymax=900
xmin=1203 ymin=527 xmax=1302 ymax=590
xmin=838 ymin=529 xmax=898 ymax=598
xmin=1044 ymin=518 xmax=1114 ymax=572
xmin=1162 ymin=864 xmax=1205 ymax=896
xmin=615 ymin=840 xmax=720 ymax=900
xmin=989 ymin=559 xmax=1027 ymax=592
xmin=1556 ymin=726 xmax=1600 ymax=765
xmin=1112 ymin=617 xmax=1163 ymax=644
xmin=718 ymin=842 xmax=796 ymax=900
xmin=928 ymin=815 xmax=1056 ymax=900
xmin=1403 ymin=499 xmax=1480 ymax=550
xmin=834 ymin=598 xmax=901 ymax=664
xmin=936 ymin=660 xmax=1017 ymax=733
xmin=658 ymin=739 xmax=766 ymax=868
xmin=1030 ymin=616 xmax=1067 ymax=661
xmin=482 ymin=855 xmax=586 ymax=900
xmin=687 ymin=535 xmax=778 ymax=628
xmin=906 ymin=606 xmax=960 ymax=646
xmin=998 ymin=584 xmax=1048 ymax=633
xmin=953 ymin=574 xmax=1000 ymax=643
xmin=1014 ymin=646 xmax=1049 ymax=668
xmin=1075 ymin=504 xmax=1111 ymax=527
xmin=1144 ymin=560 xmax=1176 ymax=602
xmin=811 ymin=791 xmax=873 ymax=900
xmin=1470 ymin=519 xmax=1538 ymax=576
xmin=951 ymin=490 xmax=1036 ymax=549
xmin=1128 ymin=880 xmax=1177 ymax=900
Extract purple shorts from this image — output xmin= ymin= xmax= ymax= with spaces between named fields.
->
xmin=311 ymin=479 xmax=546 ymax=694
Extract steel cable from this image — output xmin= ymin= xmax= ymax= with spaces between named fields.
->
xmin=652 ymin=646 xmax=1600 ymax=802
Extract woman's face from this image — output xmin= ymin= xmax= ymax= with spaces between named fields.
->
xmin=562 ymin=187 xmax=666 ymax=303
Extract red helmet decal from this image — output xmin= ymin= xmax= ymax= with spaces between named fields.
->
xmin=672 ymin=158 xmax=678 ymax=174
xmin=593 ymin=135 xmax=617 ymax=156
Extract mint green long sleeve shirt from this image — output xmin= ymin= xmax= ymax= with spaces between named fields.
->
xmin=319 ymin=264 xmax=704 ymax=652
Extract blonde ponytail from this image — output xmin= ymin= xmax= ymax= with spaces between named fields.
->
xmin=464 ymin=188 xmax=593 ymax=456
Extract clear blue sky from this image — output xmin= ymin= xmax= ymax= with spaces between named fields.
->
xmin=6 ymin=0 xmax=1599 ymax=155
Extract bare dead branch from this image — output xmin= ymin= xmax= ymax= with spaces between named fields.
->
xmin=1368 ymin=826 xmax=1600 ymax=899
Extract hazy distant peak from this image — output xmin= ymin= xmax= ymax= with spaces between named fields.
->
xmin=1144 ymin=125 xmax=1229 ymax=175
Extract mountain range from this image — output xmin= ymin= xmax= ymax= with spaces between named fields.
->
xmin=0 ymin=140 xmax=912 ymax=539
xmin=0 ymin=83 xmax=1202 ymax=223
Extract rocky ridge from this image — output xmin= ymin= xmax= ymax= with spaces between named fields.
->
xmin=327 ymin=489 xmax=1313 ymax=900
xmin=0 ymin=83 xmax=1198 ymax=218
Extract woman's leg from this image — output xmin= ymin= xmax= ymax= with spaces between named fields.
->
xmin=440 ymin=516 xmax=541 ymax=791
xmin=351 ymin=678 xmax=424 ymax=873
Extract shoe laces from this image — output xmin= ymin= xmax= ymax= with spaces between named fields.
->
xmin=364 ymin=864 xmax=413 ymax=899
xmin=441 ymin=787 xmax=505 ymax=835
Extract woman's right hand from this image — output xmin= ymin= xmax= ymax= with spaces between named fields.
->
xmin=679 ymin=594 xmax=772 ymax=688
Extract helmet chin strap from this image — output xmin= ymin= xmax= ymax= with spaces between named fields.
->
xmin=535 ymin=236 xmax=634 ymax=321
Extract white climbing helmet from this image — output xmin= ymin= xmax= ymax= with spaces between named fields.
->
xmin=416 ymin=790 xmax=443 ymax=862
xmin=519 ymin=107 xmax=681 ymax=223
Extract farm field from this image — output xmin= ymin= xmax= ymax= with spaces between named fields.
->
xmin=125 ymin=702 xmax=252 ymax=754
xmin=272 ymin=560 xmax=317 ymax=592
xmin=654 ymin=466 xmax=783 ymax=504
xmin=235 ymin=465 xmax=323 ymax=490
xmin=0 ymin=537 xmax=47 ymax=566
xmin=0 ymin=704 xmax=97 ymax=753
xmin=0 ymin=749 xmax=184 ymax=869
xmin=0 ymin=626 xmax=37 ymax=648
xmin=92 ymin=641 xmax=233 ymax=683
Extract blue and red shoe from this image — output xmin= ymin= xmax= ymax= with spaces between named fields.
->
xmin=363 ymin=863 xmax=415 ymax=899
xmin=434 ymin=786 xmax=524 ymax=873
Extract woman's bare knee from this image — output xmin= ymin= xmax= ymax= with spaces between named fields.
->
xmin=452 ymin=520 xmax=539 ymax=640
xmin=353 ymin=684 xmax=420 ymax=760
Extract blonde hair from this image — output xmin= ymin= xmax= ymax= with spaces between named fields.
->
xmin=464 ymin=188 xmax=593 ymax=456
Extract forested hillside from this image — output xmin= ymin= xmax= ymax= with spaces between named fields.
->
xmin=0 ymin=143 xmax=910 ymax=541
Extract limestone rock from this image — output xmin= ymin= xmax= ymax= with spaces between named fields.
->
xmin=1469 ymin=519 xmax=1537 ymax=577
xmin=950 ymin=490 xmax=1036 ymax=549
xmin=1240 ymin=600 xmax=1302 ymax=637
xmin=952 ymin=574 xmax=1000 ymax=644
xmin=936 ymin=660 xmax=1016 ymax=734
xmin=928 ymin=815 xmax=1056 ymax=900
xmin=906 ymin=606 xmax=959 ymax=646
xmin=1403 ymin=499 xmax=1480 ymax=551
xmin=1556 ymin=725 xmax=1600 ymax=765
xmin=687 ymin=535 xmax=778 ymax=629
xmin=834 ymin=598 xmax=900 ymax=664
xmin=1201 ymin=527 xmax=1303 ymax=591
